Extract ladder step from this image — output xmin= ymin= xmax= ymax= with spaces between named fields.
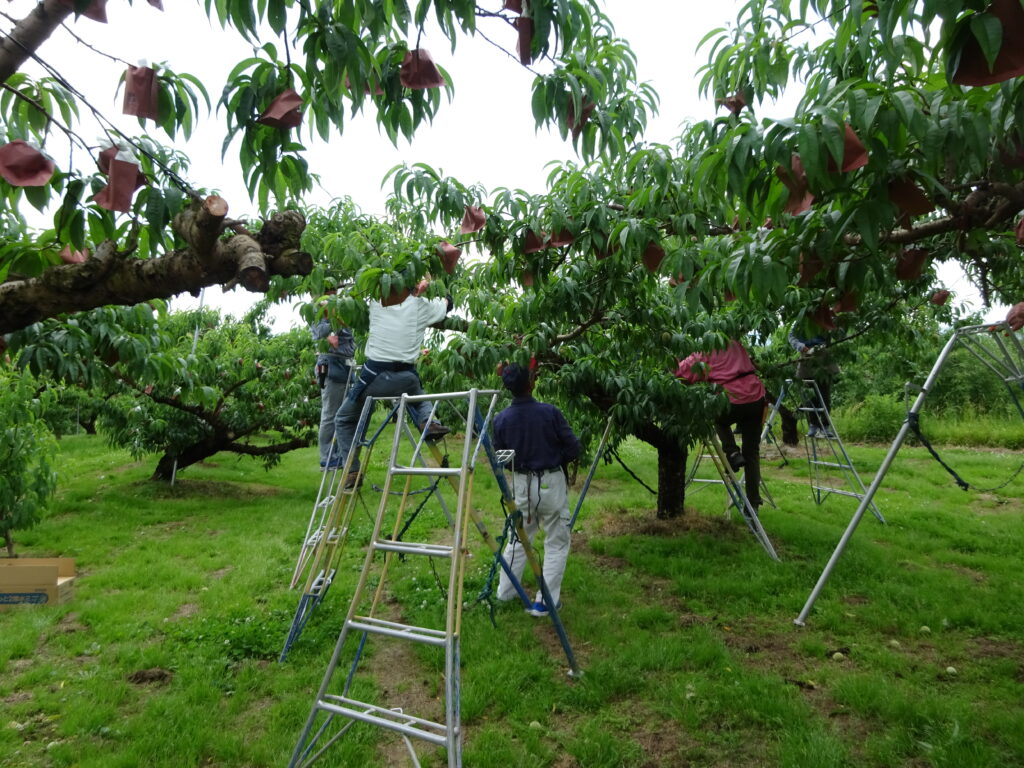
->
xmin=316 ymin=695 xmax=448 ymax=746
xmin=809 ymin=460 xmax=851 ymax=469
xmin=326 ymin=526 xmax=346 ymax=544
xmin=374 ymin=540 xmax=453 ymax=558
xmin=390 ymin=466 xmax=462 ymax=477
xmin=315 ymin=494 xmax=335 ymax=510
xmin=347 ymin=615 xmax=448 ymax=646
xmin=814 ymin=487 xmax=868 ymax=499
xmin=304 ymin=528 xmax=324 ymax=547
xmin=309 ymin=568 xmax=336 ymax=597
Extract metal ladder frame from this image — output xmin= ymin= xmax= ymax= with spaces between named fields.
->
xmin=795 ymin=322 xmax=1023 ymax=624
xmin=767 ymin=379 xmax=885 ymax=525
xmin=281 ymin=396 xmax=451 ymax=662
xmin=684 ymin=427 xmax=778 ymax=513
xmin=289 ymin=389 xmax=581 ymax=768
xmin=699 ymin=431 xmax=779 ymax=560
xmin=759 ymin=390 xmax=791 ymax=467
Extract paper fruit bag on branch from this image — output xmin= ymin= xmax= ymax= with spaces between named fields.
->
xmin=94 ymin=144 xmax=146 ymax=213
xmin=122 ymin=63 xmax=159 ymax=121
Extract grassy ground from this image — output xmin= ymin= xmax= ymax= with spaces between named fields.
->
xmin=1 ymin=424 xmax=1023 ymax=767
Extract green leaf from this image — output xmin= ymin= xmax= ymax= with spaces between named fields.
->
xmin=970 ymin=12 xmax=1003 ymax=72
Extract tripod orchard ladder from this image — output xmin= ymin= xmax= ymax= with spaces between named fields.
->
xmin=795 ymin=321 xmax=1024 ymax=625
xmin=288 ymin=388 xmax=579 ymax=768
xmin=685 ymin=437 xmax=778 ymax=512
xmin=785 ymin=378 xmax=885 ymax=524
xmin=281 ymin=395 xmax=452 ymax=662
xmin=696 ymin=432 xmax=779 ymax=560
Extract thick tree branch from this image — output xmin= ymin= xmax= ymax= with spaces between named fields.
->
xmin=0 ymin=204 xmax=313 ymax=334
xmin=226 ymin=437 xmax=309 ymax=456
xmin=0 ymin=0 xmax=72 ymax=84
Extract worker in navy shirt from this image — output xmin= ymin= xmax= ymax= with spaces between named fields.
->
xmin=493 ymin=363 xmax=581 ymax=617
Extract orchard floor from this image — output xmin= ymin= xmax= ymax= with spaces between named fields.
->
xmin=1 ymin=432 xmax=1022 ymax=767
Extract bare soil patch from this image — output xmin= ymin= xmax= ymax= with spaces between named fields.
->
xmin=168 ymin=602 xmax=199 ymax=622
xmin=50 ymin=612 xmax=89 ymax=634
xmin=360 ymin=603 xmax=447 ymax=766
xmin=139 ymin=479 xmax=281 ymax=500
xmin=127 ymin=667 xmax=173 ymax=685
xmin=590 ymin=506 xmax=742 ymax=541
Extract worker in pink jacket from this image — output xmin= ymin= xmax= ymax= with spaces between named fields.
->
xmin=676 ymin=339 xmax=767 ymax=509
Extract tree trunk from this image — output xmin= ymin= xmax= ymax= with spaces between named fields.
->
xmin=152 ymin=437 xmax=223 ymax=481
xmin=655 ymin=441 xmax=688 ymax=519
xmin=3 ymin=527 xmax=14 ymax=558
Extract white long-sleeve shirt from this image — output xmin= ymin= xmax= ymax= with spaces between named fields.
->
xmin=363 ymin=294 xmax=449 ymax=364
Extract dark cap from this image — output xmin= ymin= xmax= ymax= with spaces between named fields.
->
xmin=500 ymin=363 xmax=530 ymax=394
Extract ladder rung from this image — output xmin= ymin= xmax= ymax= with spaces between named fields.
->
xmin=347 ymin=616 xmax=448 ymax=646
xmin=304 ymin=528 xmax=323 ymax=547
xmin=390 ymin=466 xmax=462 ymax=477
xmin=317 ymin=695 xmax=448 ymax=746
xmin=814 ymin=487 xmax=867 ymax=499
xmin=326 ymin=526 xmax=346 ymax=544
xmin=309 ymin=569 xmax=335 ymax=596
xmin=374 ymin=540 xmax=453 ymax=558
xmin=809 ymin=460 xmax=850 ymax=469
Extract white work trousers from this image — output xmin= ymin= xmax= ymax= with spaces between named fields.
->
xmin=496 ymin=468 xmax=571 ymax=608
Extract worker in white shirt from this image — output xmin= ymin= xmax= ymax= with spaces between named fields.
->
xmin=332 ymin=275 xmax=451 ymax=487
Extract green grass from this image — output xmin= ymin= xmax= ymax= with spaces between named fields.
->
xmin=2 ymin=426 xmax=1023 ymax=767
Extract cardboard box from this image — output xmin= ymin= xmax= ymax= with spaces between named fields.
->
xmin=0 ymin=558 xmax=75 ymax=611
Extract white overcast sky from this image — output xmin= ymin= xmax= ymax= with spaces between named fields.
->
xmin=4 ymin=0 xmax=1001 ymax=326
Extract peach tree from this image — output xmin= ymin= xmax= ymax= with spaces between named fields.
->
xmin=278 ymin=0 xmax=1024 ymax=517
xmin=10 ymin=304 xmax=319 ymax=480
xmin=1 ymin=0 xmax=651 ymax=333
xmin=0 ymin=368 xmax=57 ymax=556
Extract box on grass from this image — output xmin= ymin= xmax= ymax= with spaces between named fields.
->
xmin=0 ymin=558 xmax=76 ymax=611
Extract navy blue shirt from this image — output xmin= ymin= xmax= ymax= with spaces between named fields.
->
xmin=492 ymin=396 xmax=581 ymax=472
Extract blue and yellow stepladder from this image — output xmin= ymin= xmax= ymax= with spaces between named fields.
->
xmin=288 ymin=389 xmax=580 ymax=768
xmin=280 ymin=395 xmax=451 ymax=662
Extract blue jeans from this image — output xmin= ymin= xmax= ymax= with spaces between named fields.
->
xmin=318 ymin=364 xmax=353 ymax=465
xmin=332 ymin=366 xmax=433 ymax=471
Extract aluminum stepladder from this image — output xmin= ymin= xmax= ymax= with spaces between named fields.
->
xmin=796 ymin=322 xmax=1024 ymax=624
xmin=758 ymin=390 xmax=791 ymax=467
xmin=685 ymin=439 xmax=778 ymax=512
xmin=686 ymin=431 xmax=779 ymax=560
xmin=786 ymin=378 xmax=885 ymax=524
xmin=281 ymin=395 xmax=452 ymax=662
xmin=288 ymin=389 xmax=579 ymax=768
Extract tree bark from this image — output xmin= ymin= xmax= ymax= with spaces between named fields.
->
xmin=0 ymin=0 xmax=72 ymax=84
xmin=655 ymin=440 xmax=688 ymax=519
xmin=0 ymin=206 xmax=314 ymax=334
xmin=3 ymin=527 xmax=14 ymax=558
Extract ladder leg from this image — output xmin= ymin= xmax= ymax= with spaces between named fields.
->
xmin=707 ymin=433 xmax=779 ymax=561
